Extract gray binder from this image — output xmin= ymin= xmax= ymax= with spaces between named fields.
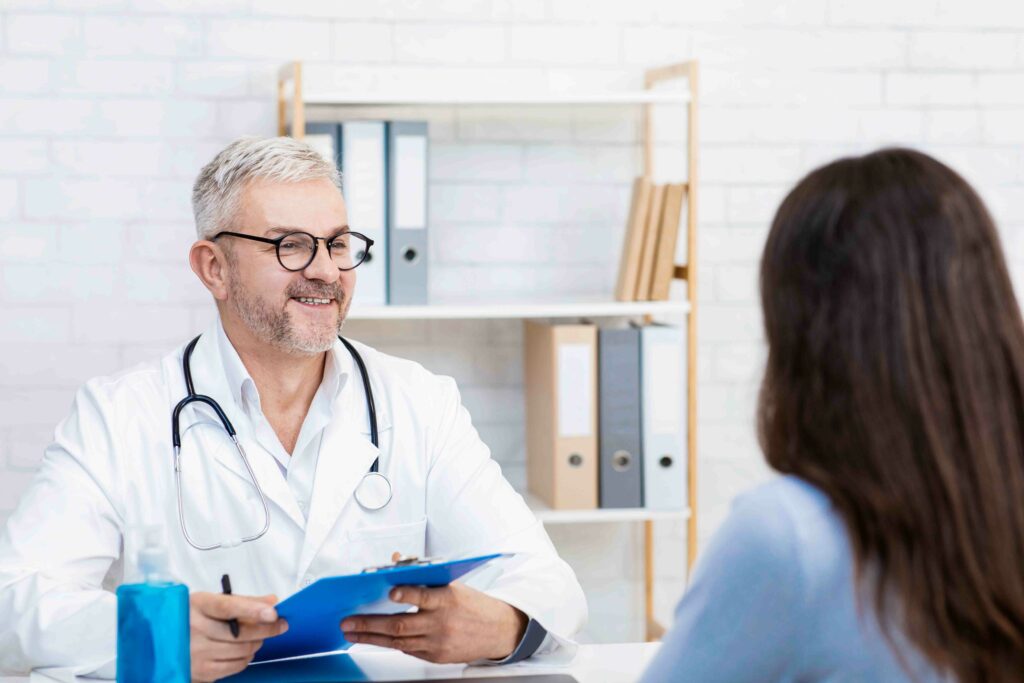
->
xmin=598 ymin=327 xmax=644 ymax=508
xmin=386 ymin=121 xmax=429 ymax=305
xmin=640 ymin=324 xmax=688 ymax=510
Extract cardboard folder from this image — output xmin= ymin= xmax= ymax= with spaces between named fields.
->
xmin=524 ymin=321 xmax=599 ymax=510
xmin=634 ymin=184 xmax=666 ymax=302
xmin=614 ymin=177 xmax=653 ymax=302
xmin=251 ymin=553 xmax=505 ymax=663
xmin=648 ymin=183 xmax=686 ymax=301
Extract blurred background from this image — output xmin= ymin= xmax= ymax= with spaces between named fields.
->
xmin=1 ymin=0 xmax=1023 ymax=643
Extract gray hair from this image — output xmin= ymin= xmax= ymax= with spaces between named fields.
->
xmin=191 ymin=136 xmax=342 ymax=240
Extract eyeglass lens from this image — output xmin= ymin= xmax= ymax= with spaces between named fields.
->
xmin=277 ymin=232 xmax=370 ymax=271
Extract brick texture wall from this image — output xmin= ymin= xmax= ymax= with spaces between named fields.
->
xmin=2 ymin=0 xmax=1022 ymax=642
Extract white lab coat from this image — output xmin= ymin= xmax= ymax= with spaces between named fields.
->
xmin=0 ymin=325 xmax=587 ymax=676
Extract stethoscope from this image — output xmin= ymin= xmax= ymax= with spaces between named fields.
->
xmin=171 ymin=334 xmax=391 ymax=551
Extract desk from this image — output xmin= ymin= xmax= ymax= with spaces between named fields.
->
xmin=1 ymin=643 xmax=659 ymax=683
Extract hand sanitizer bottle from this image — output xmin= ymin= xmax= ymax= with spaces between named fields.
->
xmin=116 ymin=526 xmax=190 ymax=682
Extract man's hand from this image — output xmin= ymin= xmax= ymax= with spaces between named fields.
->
xmin=189 ymin=591 xmax=289 ymax=682
xmin=340 ymin=582 xmax=528 ymax=664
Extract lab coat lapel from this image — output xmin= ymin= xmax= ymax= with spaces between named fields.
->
xmin=297 ymin=339 xmax=395 ymax=577
xmin=297 ymin=416 xmax=380 ymax=578
xmin=208 ymin=429 xmax=305 ymax=530
xmin=183 ymin=330 xmax=305 ymax=530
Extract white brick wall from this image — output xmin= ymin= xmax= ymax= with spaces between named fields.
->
xmin=1 ymin=0 xmax=1023 ymax=645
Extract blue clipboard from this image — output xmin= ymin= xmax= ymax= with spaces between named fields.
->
xmin=252 ymin=553 xmax=507 ymax=662
xmin=223 ymin=652 xmax=369 ymax=682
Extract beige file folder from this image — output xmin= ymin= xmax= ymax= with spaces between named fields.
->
xmin=614 ymin=176 xmax=654 ymax=302
xmin=634 ymin=183 xmax=666 ymax=302
xmin=524 ymin=321 xmax=599 ymax=510
xmin=648 ymin=183 xmax=687 ymax=301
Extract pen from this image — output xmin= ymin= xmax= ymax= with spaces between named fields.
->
xmin=220 ymin=574 xmax=240 ymax=638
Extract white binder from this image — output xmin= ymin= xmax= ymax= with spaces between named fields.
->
xmin=303 ymin=122 xmax=340 ymax=168
xmin=640 ymin=324 xmax=687 ymax=510
xmin=340 ymin=122 xmax=388 ymax=307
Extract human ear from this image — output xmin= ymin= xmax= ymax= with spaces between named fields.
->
xmin=189 ymin=240 xmax=230 ymax=302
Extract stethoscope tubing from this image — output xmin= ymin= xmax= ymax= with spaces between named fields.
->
xmin=173 ymin=334 xmax=385 ymax=551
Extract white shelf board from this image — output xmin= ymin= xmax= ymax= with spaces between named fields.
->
xmin=302 ymin=91 xmax=690 ymax=107
xmin=347 ymin=298 xmax=690 ymax=321
xmin=525 ymin=494 xmax=691 ymax=524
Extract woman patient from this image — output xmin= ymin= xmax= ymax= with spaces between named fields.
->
xmin=642 ymin=148 xmax=1024 ymax=682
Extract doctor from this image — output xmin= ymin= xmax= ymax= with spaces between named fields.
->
xmin=0 ymin=136 xmax=587 ymax=681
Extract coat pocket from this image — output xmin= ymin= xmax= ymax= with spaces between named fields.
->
xmin=344 ymin=517 xmax=427 ymax=570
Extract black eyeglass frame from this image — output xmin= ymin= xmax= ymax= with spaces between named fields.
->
xmin=212 ymin=230 xmax=375 ymax=272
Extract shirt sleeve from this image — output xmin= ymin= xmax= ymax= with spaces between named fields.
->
xmin=490 ymin=619 xmax=549 ymax=664
xmin=639 ymin=487 xmax=807 ymax=683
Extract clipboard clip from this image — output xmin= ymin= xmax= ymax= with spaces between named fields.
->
xmin=361 ymin=554 xmax=441 ymax=573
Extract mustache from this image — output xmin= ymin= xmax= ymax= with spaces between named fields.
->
xmin=287 ymin=284 xmax=345 ymax=302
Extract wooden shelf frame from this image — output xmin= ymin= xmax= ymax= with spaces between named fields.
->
xmin=639 ymin=61 xmax=699 ymax=643
xmin=276 ymin=60 xmax=699 ymax=644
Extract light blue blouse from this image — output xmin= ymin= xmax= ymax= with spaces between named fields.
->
xmin=641 ymin=476 xmax=947 ymax=683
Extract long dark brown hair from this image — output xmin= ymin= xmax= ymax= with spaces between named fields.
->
xmin=759 ymin=148 xmax=1024 ymax=681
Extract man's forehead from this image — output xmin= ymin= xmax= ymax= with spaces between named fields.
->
xmin=234 ymin=177 xmax=347 ymax=227
xmin=263 ymin=224 xmax=349 ymax=236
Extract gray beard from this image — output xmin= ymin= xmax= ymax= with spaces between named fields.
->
xmin=228 ymin=277 xmax=344 ymax=355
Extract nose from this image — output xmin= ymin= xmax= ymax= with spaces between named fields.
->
xmin=301 ymin=237 xmax=340 ymax=283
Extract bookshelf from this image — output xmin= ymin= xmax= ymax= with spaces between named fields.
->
xmin=277 ymin=60 xmax=699 ymax=642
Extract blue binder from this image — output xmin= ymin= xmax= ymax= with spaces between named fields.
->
xmin=252 ymin=553 xmax=506 ymax=662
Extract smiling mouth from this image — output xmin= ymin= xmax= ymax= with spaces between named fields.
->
xmin=292 ymin=296 xmax=335 ymax=306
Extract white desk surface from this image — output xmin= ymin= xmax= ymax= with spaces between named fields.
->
xmin=0 ymin=642 xmax=660 ymax=683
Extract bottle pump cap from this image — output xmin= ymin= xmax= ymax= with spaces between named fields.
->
xmin=136 ymin=525 xmax=171 ymax=584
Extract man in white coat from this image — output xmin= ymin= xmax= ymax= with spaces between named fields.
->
xmin=0 ymin=136 xmax=587 ymax=681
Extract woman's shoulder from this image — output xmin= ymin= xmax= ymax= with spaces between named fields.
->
xmin=720 ymin=475 xmax=854 ymax=601
xmin=721 ymin=476 xmax=850 ymax=578
xmin=734 ymin=474 xmax=830 ymax=513
xmin=732 ymin=474 xmax=838 ymax=537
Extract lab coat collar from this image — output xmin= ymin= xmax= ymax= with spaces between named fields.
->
xmin=180 ymin=323 xmax=394 ymax=544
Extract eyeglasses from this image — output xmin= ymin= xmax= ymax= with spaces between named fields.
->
xmin=213 ymin=230 xmax=374 ymax=272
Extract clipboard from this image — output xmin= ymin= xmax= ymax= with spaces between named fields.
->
xmin=252 ymin=553 xmax=508 ymax=662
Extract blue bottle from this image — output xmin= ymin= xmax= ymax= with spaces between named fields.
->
xmin=116 ymin=527 xmax=190 ymax=683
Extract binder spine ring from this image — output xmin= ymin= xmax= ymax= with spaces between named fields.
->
xmin=612 ymin=451 xmax=633 ymax=472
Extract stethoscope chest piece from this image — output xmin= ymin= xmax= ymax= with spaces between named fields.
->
xmin=354 ymin=471 xmax=392 ymax=511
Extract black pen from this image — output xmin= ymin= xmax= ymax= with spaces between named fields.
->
xmin=221 ymin=574 xmax=240 ymax=638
